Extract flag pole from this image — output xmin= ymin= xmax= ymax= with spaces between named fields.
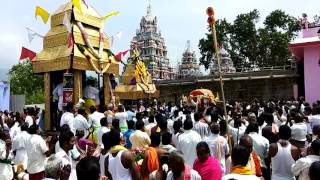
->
xmin=207 ymin=7 xmax=228 ymax=132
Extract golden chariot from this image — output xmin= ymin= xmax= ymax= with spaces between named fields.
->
xmin=32 ymin=2 xmax=159 ymax=130
xmin=32 ymin=2 xmax=119 ymax=130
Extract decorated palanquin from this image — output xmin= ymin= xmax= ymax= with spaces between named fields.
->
xmin=182 ymin=89 xmax=219 ymax=108
xmin=115 ymin=44 xmax=159 ymax=100
xmin=32 ymin=2 xmax=119 ymax=130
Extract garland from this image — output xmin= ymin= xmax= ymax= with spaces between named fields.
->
xmin=76 ymin=20 xmax=111 ymax=74
xmin=76 ymin=21 xmax=101 ymax=59
xmin=76 ymin=44 xmax=110 ymax=74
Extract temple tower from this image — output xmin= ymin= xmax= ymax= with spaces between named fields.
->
xmin=210 ymin=48 xmax=236 ymax=75
xmin=178 ymin=40 xmax=201 ymax=78
xmin=129 ymin=2 xmax=173 ymax=80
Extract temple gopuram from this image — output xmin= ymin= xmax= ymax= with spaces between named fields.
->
xmin=129 ymin=3 xmax=174 ymax=80
xmin=178 ymin=40 xmax=201 ymax=78
xmin=210 ymin=48 xmax=236 ymax=75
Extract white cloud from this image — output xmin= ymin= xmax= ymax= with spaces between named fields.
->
xmin=0 ymin=32 xmax=24 ymax=67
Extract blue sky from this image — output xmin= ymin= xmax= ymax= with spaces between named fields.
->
xmin=0 ymin=0 xmax=319 ymax=73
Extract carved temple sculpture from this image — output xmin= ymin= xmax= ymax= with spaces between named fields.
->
xmin=115 ymin=43 xmax=159 ymax=101
xmin=32 ymin=2 xmax=119 ymax=130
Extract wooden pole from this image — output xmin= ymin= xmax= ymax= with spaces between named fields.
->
xmin=44 ymin=72 xmax=51 ymax=130
xmin=210 ymin=23 xmax=228 ymax=129
xmin=104 ymin=74 xmax=111 ymax=105
xmin=73 ymin=70 xmax=82 ymax=104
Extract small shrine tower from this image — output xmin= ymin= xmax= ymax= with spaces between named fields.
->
xmin=178 ymin=40 xmax=201 ymax=78
xmin=210 ymin=48 xmax=236 ymax=75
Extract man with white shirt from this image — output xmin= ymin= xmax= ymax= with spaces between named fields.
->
xmin=56 ymin=130 xmax=76 ymax=180
xmin=52 ymin=82 xmax=64 ymax=130
xmin=130 ymin=120 xmax=151 ymax=149
xmin=12 ymin=122 xmax=30 ymax=169
xmin=177 ymin=118 xmax=201 ymax=166
xmin=114 ymin=105 xmax=128 ymax=132
xmin=96 ymin=117 xmax=110 ymax=148
xmin=25 ymin=107 xmax=35 ymax=127
xmin=26 ymin=124 xmax=49 ymax=180
xmin=205 ymin=122 xmax=229 ymax=175
xmin=60 ymin=103 xmax=75 ymax=133
xmin=304 ymin=106 xmax=313 ymax=135
xmin=290 ymin=113 xmax=308 ymax=149
xmin=9 ymin=115 xmax=22 ymax=139
xmin=73 ymin=108 xmax=90 ymax=138
xmin=52 ymin=83 xmax=64 ymax=112
xmin=229 ymin=115 xmax=247 ymax=146
xmin=292 ymin=139 xmax=320 ymax=180
xmin=84 ymin=79 xmax=100 ymax=105
xmin=0 ymin=130 xmax=14 ymax=180
xmin=88 ymin=106 xmax=105 ymax=131
xmin=309 ymin=106 xmax=320 ymax=132
xmin=88 ymin=106 xmax=105 ymax=144
xmin=193 ymin=112 xmax=210 ymax=139
xmin=145 ymin=115 xmax=156 ymax=136
xmin=246 ymin=122 xmax=269 ymax=173
xmin=54 ymin=125 xmax=80 ymax=168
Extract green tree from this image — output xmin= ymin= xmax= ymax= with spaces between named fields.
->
xmin=199 ymin=19 xmax=232 ymax=69
xmin=231 ymin=9 xmax=260 ymax=68
xmin=8 ymin=61 xmax=44 ymax=104
xmin=257 ymin=10 xmax=300 ymax=66
xmin=198 ymin=9 xmax=300 ymax=70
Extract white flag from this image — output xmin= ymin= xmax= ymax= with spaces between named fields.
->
xmin=27 ymin=31 xmax=35 ymax=43
xmin=63 ymin=11 xmax=72 ymax=33
xmin=26 ymin=27 xmax=43 ymax=43
xmin=115 ymin=31 xmax=122 ymax=39
xmin=110 ymin=36 xmax=114 ymax=47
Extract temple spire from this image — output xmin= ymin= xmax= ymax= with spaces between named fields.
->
xmin=147 ymin=0 xmax=152 ymax=15
xmin=186 ymin=40 xmax=191 ymax=52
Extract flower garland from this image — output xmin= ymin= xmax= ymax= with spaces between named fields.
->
xmin=76 ymin=21 xmax=111 ymax=74
xmin=76 ymin=44 xmax=110 ymax=74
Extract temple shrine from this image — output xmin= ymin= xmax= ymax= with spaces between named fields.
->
xmin=129 ymin=3 xmax=174 ymax=80
xmin=210 ymin=48 xmax=236 ymax=75
xmin=178 ymin=40 xmax=201 ymax=78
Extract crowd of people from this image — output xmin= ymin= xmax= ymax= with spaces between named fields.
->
xmin=1 ymin=97 xmax=320 ymax=180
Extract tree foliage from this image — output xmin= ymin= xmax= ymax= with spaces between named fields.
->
xmin=199 ymin=9 xmax=300 ymax=70
xmin=8 ymin=61 xmax=44 ymax=104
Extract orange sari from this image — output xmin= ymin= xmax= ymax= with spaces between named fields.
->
xmin=143 ymin=147 xmax=159 ymax=180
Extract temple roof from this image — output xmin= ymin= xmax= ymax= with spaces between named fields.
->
xmin=53 ymin=2 xmax=101 ymax=18
xmin=32 ymin=1 xmax=119 ymax=74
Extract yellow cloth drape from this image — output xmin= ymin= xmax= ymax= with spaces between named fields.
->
xmin=84 ymin=98 xmax=96 ymax=115
xmin=231 ymin=165 xmax=254 ymax=175
xmin=110 ymin=145 xmax=127 ymax=154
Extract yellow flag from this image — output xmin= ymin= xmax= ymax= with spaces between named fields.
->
xmin=72 ymin=0 xmax=82 ymax=13
xmin=103 ymin=11 xmax=120 ymax=21
xmin=35 ymin=6 xmax=50 ymax=24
